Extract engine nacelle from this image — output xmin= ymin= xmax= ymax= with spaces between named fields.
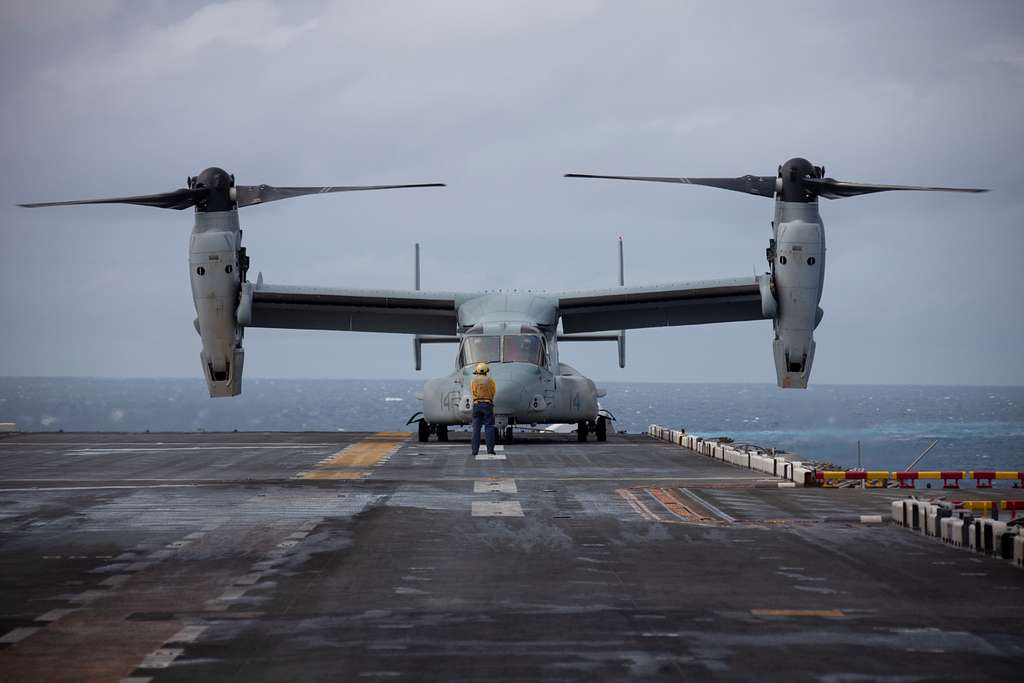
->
xmin=190 ymin=211 xmax=244 ymax=397
xmin=770 ymin=202 xmax=825 ymax=389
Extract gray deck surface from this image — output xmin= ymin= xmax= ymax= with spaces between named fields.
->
xmin=0 ymin=431 xmax=1021 ymax=682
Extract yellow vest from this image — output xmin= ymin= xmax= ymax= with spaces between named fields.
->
xmin=471 ymin=376 xmax=496 ymax=403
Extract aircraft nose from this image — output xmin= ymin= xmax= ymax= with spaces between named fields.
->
xmin=488 ymin=363 xmax=542 ymax=413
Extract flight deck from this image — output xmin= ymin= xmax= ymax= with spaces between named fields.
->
xmin=0 ymin=431 xmax=1021 ymax=681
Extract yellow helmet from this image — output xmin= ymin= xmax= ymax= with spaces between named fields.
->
xmin=474 ymin=362 xmax=490 ymax=375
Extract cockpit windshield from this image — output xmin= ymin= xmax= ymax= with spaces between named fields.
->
xmin=502 ymin=334 xmax=544 ymax=365
xmin=461 ymin=336 xmax=501 ymax=366
xmin=459 ymin=334 xmax=545 ymax=367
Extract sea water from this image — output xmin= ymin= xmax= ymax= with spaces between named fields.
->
xmin=1 ymin=378 xmax=1021 ymax=471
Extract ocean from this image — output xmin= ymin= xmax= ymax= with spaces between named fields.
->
xmin=1 ymin=378 xmax=1022 ymax=472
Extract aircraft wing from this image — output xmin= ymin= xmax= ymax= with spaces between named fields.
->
xmin=556 ymin=276 xmax=770 ymax=333
xmin=239 ymin=282 xmax=465 ymax=335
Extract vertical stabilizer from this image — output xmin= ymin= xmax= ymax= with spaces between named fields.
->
xmin=414 ymin=242 xmax=421 ymax=291
xmin=413 ymin=243 xmax=422 ymax=370
xmin=617 ymin=237 xmax=626 ymax=368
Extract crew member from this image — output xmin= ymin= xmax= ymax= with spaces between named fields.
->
xmin=470 ymin=362 xmax=497 ymax=455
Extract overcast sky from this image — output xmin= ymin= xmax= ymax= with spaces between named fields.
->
xmin=1 ymin=0 xmax=1022 ymax=387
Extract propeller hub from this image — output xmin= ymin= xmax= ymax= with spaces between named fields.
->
xmin=190 ymin=167 xmax=235 ymax=212
xmin=778 ymin=157 xmax=818 ymax=203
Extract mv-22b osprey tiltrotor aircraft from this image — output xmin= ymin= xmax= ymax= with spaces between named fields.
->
xmin=20 ymin=158 xmax=985 ymax=442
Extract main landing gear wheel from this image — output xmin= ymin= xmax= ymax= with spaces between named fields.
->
xmin=595 ymin=416 xmax=607 ymax=442
xmin=504 ymin=426 xmax=514 ymax=443
xmin=437 ymin=424 xmax=449 ymax=442
xmin=576 ymin=421 xmax=589 ymax=442
xmin=418 ymin=419 xmax=430 ymax=442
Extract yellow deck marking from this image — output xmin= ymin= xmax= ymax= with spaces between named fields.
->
xmin=751 ymin=609 xmax=844 ymax=618
xmin=302 ymin=471 xmax=367 ymax=480
xmin=300 ymin=432 xmax=410 ymax=480
xmin=647 ymin=487 xmax=712 ymax=522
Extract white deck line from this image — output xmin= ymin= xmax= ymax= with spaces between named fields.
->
xmin=678 ymin=488 xmax=737 ymax=523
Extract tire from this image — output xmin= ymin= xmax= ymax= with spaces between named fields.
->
xmin=504 ymin=426 xmax=514 ymax=443
xmin=595 ymin=417 xmax=607 ymax=442
xmin=437 ymin=424 xmax=448 ymax=442
xmin=577 ymin=421 xmax=589 ymax=442
xmin=418 ymin=419 xmax=430 ymax=442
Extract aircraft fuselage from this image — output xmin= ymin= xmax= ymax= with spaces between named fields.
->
xmin=419 ymin=293 xmax=603 ymax=427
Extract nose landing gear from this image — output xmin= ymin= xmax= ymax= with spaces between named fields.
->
xmin=577 ymin=416 xmax=610 ymax=442
xmin=576 ymin=421 xmax=589 ymax=442
xmin=408 ymin=413 xmax=448 ymax=442
xmin=416 ymin=420 xmax=449 ymax=442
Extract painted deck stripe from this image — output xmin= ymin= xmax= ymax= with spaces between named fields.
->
xmin=751 ymin=609 xmax=844 ymax=617
xmin=167 ymin=625 xmax=208 ymax=643
xmin=217 ymin=587 xmax=248 ymax=600
xmin=0 ymin=441 xmax=344 ymax=447
xmin=617 ymin=489 xmax=663 ymax=522
xmin=677 ymin=488 xmax=737 ymax=523
xmin=300 ymin=433 xmax=410 ymax=480
xmin=0 ymin=627 xmax=42 ymax=644
xmin=472 ymin=501 xmax=524 ymax=517
xmin=475 ymin=452 xmax=506 ymax=460
xmin=138 ymin=647 xmax=184 ymax=669
xmin=473 ymin=478 xmax=517 ymax=493
xmin=0 ymin=484 xmax=213 ymax=492
xmin=646 ymin=487 xmax=710 ymax=522
xmin=36 ymin=608 xmax=78 ymax=622
xmin=301 ymin=471 xmax=367 ymax=480
xmin=64 ymin=445 xmax=338 ymax=454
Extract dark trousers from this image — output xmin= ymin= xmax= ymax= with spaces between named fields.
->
xmin=471 ymin=402 xmax=496 ymax=455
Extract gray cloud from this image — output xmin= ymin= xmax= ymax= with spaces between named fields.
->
xmin=1 ymin=0 xmax=1022 ymax=386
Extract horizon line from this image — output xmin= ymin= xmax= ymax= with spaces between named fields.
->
xmin=1 ymin=376 xmax=1022 ymax=390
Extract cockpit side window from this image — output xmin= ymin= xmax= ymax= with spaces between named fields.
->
xmin=501 ymin=334 xmax=544 ymax=365
xmin=460 ymin=336 xmax=500 ymax=366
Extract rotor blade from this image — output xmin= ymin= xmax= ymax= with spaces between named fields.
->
xmin=804 ymin=177 xmax=988 ymax=200
xmin=234 ymin=183 xmax=446 ymax=208
xmin=18 ymin=188 xmax=207 ymax=210
xmin=565 ymin=173 xmax=777 ymax=198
